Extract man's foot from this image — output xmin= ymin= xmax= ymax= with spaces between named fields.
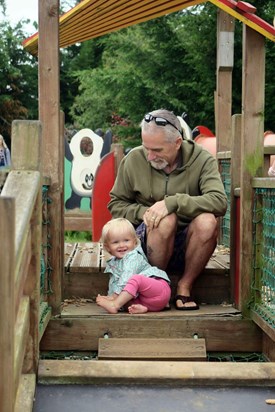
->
xmin=96 ymin=296 xmax=118 ymax=313
xmin=128 ymin=304 xmax=148 ymax=314
xmin=175 ymin=295 xmax=199 ymax=310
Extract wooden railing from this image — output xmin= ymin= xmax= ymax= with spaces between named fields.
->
xmin=0 ymin=120 xmax=42 ymax=412
xmin=216 ymin=115 xmax=275 ymax=361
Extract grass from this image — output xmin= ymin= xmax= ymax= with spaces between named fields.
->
xmin=64 ymin=231 xmax=92 ymax=242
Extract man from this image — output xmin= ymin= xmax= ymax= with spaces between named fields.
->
xmin=108 ymin=109 xmax=227 ymax=310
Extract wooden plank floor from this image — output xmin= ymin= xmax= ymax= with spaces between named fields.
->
xmin=65 ymin=242 xmax=230 ymax=273
xmin=60 ymin=301 xmax=240 ymax=318
xmin=64 ymin=242 xmax=231 ymax=304
xmin=41 ymin=242 xmax=254 ymax=354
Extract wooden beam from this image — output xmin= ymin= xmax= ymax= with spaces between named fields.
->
xmin=14 ymin=374 xmax=36 ymax=412
xmin=14 ymin=297 xmax=30 ymax=391
xmin=216 ymin=10 xmax=234 ymax=152
xmin=64 ymin=213 xmax=91 ymax=231
xmin=11 ymin=120 xmax=42 ymax=171
xmin=98 ymin=338 xmax=206 ymax=360
xmin=251 ymin=310 xmax=275 ymax=344
xmin=230 ymin=114 xmax=242 ymax=305
xmin=262 ymin=333 xmax=275 ymax=362
xmin=39 ymin=0 xmax=63 ymax=314
xmin=23 ymin=184 xmax=42 ymax=374
xmin=39 ymin=302 xmax=52 ymax=342
xmin=1 ymin=172 xmax=40 ymax=283
xmin=0 ymin=197 xmax=15 ymax=412
xmin=38 ymin=359 xmax=275 ymax=386
xmin=239 ymin=26 xmax=265 ymax=316
xmin=40 ymin=317 xmax=262 ymax=352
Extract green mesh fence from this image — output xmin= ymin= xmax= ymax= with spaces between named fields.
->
xmin=253 ymin=188 xmax=275 ymax=328
xmin=219 ymin=159 xmax=231 ymax=247
xmin=39 ymin=351 xmax=267 ymax=362
xmin=207 ymin=352 xmax=267 ymax=362
xmin=41 ymin=184 xmax=53 ymax=295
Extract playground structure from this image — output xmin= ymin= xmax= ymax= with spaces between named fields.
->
xmin=1 ymin=1 xmax=275 ymax=411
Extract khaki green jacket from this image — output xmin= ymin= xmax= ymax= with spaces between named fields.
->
xmin=108 ymin=140 xmax=227 ymax=229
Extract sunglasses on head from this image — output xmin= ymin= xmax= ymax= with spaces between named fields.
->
xmin=144 ymin=113 xmax=182 ymax=136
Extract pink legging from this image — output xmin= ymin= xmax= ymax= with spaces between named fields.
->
xmin=123 ymin=274 xmax=171 ymax=312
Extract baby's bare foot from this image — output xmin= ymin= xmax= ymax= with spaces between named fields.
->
xmin=97 ymin=298 xmax=118 ymax=314
xmin=128 ymin=304 xmax=148 ymax=314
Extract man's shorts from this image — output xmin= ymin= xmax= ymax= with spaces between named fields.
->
xmin=135 ymin=222 xmax=189 ymax=271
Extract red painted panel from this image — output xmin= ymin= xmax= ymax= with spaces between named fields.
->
xmin=194 ymin=125 xmax=215 ymax=137
xmin=92 ymin=152 xmax=115 ymax=241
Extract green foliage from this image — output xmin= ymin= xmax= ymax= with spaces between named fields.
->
xmin=0 ymin=18 xmax=38 ymax=144
xmin=67 ymin=1 xmax=275 ymax=139
xmin=64 ymin=231 xmax=92 ymax=242
xmin=0 ymin=0 xmax=274 ymax=148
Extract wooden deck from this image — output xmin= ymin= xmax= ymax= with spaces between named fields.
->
xmin=39 ymin=242 xmax=263 ymax=355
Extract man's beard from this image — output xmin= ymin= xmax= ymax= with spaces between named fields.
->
xmin=149 ymin=159 xmax=168 ymax=170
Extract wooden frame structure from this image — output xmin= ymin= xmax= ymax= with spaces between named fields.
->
xmin=1 ymin=1 xmax=275 ymax=410
xmin=0 ymin=121 xmax=42 ymax=412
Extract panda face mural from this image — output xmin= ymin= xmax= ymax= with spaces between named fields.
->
xmin=70 ymin=129 xmax=103 ymax=198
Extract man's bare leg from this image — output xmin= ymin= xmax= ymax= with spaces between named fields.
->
xmin=176 ymin=213 xmax=218 ymax=308
xmin=146 ymin=213 xmax=177 ymax=269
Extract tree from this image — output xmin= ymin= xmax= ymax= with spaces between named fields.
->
xmin=0 ymin=13 xmax=38 ymax=146
xmin=69 ymin=1 xmax=275 ymax=141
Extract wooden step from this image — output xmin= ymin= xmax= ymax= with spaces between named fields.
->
xmin=40 ymin=302 xmax=262 ymax=355
xmin=37 ymin=360 xmax=275 ymax=386
xmin=63 ymin=242 xmax=231 ymax=304
xmin=98 ymin=338 xmax=207 ymax=361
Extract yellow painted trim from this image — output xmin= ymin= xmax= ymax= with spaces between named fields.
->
xmin=23 ymin=0 xmax=275 ymax=55
xmin=209 ymin=0 xmax=275 ymax=42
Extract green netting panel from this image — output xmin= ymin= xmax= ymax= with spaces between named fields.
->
xmin=207 ymin=352 xmax=267 ymax=362
xmin=219 ymin=159 xmax=231 ymax=247
xmin=41 ymin=185 xmax=53 ymax=295
xmin=253 ymin=188 xmax=275 ymax=328
xmin=39 ymin=351 xmax=267 ymax=362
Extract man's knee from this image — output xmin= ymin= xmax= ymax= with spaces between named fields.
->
xmin=158 ymin=213 xmax=177 ymax=235
xmin=190 ymin=213 xmax=218 ymax=241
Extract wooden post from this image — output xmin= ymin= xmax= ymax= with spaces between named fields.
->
xmin=11 ymin=120 xmax=42 ymax=374
xmin=22 ymin=188 xmax=42 ymax=375
xmin=11 ymin=120 xmax=42 ymax=171
xmin=0 ymin=197 xmax=15 ymax=412
xmin=215 ymin=10 xmax=234 ymax=152
xmin=239 ymin=26 xmax=265 ymax=316
xmin=59 ymin=111 xmax=65 ymax=295
xmin=230 ymin=114 xmax=242 ymax=305
xmin=111 ymin=143 xmax=124 ymax=175
xmin=39 ymin=0 xmax=63 ymax=314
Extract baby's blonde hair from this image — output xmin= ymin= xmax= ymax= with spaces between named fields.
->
xmin=101 ymin=218 xmax=138 ymax=245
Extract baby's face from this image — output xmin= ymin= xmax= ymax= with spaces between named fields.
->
xmin=105 ymin=232 xmax=137 ymax=259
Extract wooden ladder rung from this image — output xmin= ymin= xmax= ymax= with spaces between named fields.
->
xmin=98 ymin=338 xmax=206 ymax=361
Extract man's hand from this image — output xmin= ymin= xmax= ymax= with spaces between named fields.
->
xmin=143 ymin=200 xmax=169 ymax=230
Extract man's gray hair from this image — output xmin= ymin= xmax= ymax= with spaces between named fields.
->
xmin=140 ymin=109 xmax=184 ymax=142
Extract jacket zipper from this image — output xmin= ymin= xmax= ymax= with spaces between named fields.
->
xmin=164 ymin=174 xmax=169 ymax=195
